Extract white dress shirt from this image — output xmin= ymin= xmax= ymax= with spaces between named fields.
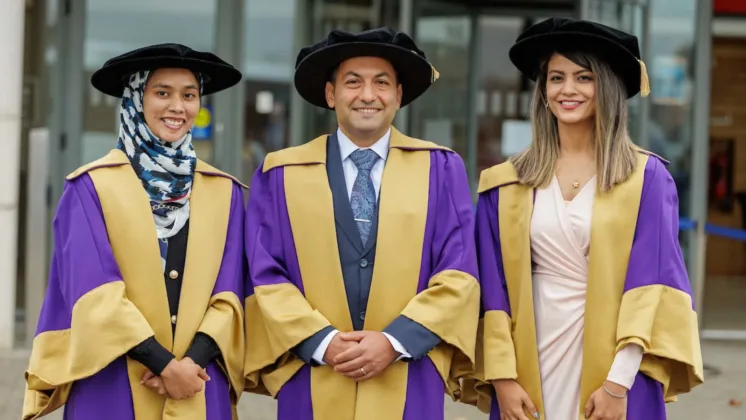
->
xmin=311 ymin=128 xmax=411 ymax=365
xmin=338 ymin=127 xmax=390 ymax=198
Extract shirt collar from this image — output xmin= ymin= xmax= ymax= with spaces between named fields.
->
xmin=337 ymin=127 xmax=391 ymax=162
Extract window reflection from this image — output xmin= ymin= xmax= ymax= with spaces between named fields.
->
xmin=645 ymin=0 xmax=696 ymax=218
xmin=242 ymin=0 xmax=297 ymax=182
xmin=703 ymin=37 xmax=746 ymax=331
xmin=410 ymin=16 xmax=471 ymax=157
xmin=474 ymin=17 xmax=525 ymax=174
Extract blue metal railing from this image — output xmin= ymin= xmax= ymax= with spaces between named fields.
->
xmin=703 ymin=224 xmax=746 ymax=242
xmin=679 ymin=217 xmax=697 ymax=232
xmin=678 ymin=217 xmax=746 ymax=242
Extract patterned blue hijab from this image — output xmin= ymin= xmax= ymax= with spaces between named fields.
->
xmin=116 ymin=70 xmax=201 ymax=240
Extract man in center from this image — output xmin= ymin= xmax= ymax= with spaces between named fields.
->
xmin=243 ymin=27 xmax=480 ymax=419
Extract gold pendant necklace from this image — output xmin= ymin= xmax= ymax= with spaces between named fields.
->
xmin=572 ymin=181 xmax=580 ymax=189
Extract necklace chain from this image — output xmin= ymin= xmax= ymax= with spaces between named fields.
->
xmin=152 ymin=203 xmax=179 ymax=211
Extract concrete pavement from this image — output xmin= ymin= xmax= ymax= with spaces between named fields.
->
xmin=2 ymin=340 xmax=744 ymax=419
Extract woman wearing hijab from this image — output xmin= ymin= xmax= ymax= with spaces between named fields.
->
xmin=466 ymin=19 xmax=703 ymax=420
xmin=23 ymin=44 xmax=247 ymax=420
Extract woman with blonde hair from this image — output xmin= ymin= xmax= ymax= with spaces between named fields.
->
xmin=469 ymin=18 xmax=703 ymax=420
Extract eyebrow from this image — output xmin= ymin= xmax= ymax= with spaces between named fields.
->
xmin=548 ymin=69 xmax=592 ymax=75
xmin=343 ymin=71 xmax=393 ymax=79
xmin=151 ymin=83 xmax=199 ymax=90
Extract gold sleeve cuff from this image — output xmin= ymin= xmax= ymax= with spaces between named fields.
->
xmin=482 ymin=310 xmax=518 ymax=380
xmin=400 ymin=269 xmax=481 ymax=398
xmin=616 ymin=284 xmax=704 ymax=398
xmin=22 ymin=383 xmax=70 ymax=420
xmin=461 ymin=310 xmax=516 ymax=413
xmin=197 ymin=291 xmax=246 ymax=400
xmin=244 ymin=283 xmax=331 ymax=395
xmin=24 ymin=281 xmax=153 ymax=418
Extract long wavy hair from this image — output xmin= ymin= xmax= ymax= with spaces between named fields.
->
xmin=510 ymin=50 xmax=638 ymax=193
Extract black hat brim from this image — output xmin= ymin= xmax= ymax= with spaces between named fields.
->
xmin=294 ymin=42 xmax=435 ymax=109
xmin=91 ymin=56 xmax=243 ymax=98
xmin=509 ymin=32 xmax=642 ymax=98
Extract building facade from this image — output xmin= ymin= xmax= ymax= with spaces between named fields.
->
xmin=6 ymin=0 xmax=744 ymax=349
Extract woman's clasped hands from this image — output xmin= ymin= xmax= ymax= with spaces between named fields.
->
xmin=140 ymin=357 xmax=211 ymax=400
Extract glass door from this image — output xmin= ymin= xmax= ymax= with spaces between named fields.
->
xmin=409 ymin=0 xmax=473 ymax=166
xmin=701 ymin=38 xmax=746 ymax=336
xmin=473 ymin=16 xmax=529 ymax=176
xmin=241 ymin=0 xmax=299 ymax=183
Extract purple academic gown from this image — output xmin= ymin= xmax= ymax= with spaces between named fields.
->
xmin=245 ymin=150 xmax=478 ymax=420
xmin=477 ymin=156 xmax=691 ymax=420
xmin=34 ymin=174 xmax=244 ymax=420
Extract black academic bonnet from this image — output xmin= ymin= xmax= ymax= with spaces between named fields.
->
xmin=294 ymin=27 xmax=440 ymax=109
xmin=508 ymin=18 xmax=650 ymax=99
xmin=91 ymin=43 xmax=243 ymax=98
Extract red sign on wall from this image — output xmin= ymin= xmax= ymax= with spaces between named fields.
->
xmin=715 ymin=0 xmax=746 ymax=14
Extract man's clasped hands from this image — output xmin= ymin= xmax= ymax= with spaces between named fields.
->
xmin=323 ymin=331 xmax=400 ymax=382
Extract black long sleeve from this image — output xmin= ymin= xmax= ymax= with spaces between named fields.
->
xmin=127 ymin=336 xmax=175 ymax=375
xmin=184 ymin=332 xmax=222 ymax=369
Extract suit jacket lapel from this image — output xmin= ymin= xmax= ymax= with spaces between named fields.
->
xmin=327 ymin=131 xmax=364 ymax=253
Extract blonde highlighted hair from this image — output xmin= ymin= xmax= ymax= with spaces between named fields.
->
xmin=510 ymin=50 xmax=638 ymax=193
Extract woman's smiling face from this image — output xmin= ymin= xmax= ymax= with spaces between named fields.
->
xmin=142 ymin=68 xmax=201 ymax=142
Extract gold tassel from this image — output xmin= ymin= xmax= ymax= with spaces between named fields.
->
xmin=412 ymin=49 xmax=441 ymax=84
xmin=638 ymin=59 xmax=651 ymax=97
xmin=431 ymin=64 xmax=440 ymax=83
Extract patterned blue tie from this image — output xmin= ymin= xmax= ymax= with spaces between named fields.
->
xmin=349 ymin=149 xmax=379 ymax=245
